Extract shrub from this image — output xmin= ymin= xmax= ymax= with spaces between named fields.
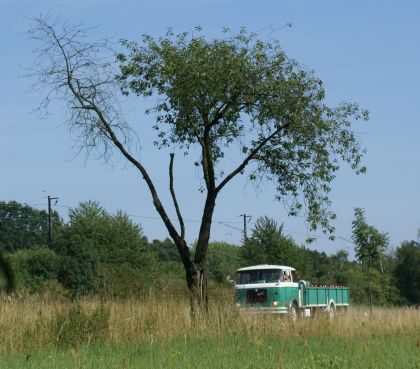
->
xmin=7 ymin=247 xmax=60 ymax=293
xmin=50 ymin=303 xmax=110 ymax=347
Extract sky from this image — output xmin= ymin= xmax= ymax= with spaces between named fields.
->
xmin=1 ymin=0 xmax=420 ymax=257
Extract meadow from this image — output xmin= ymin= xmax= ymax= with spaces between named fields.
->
xmin=0 ymin=295 xmax=419 ymax=368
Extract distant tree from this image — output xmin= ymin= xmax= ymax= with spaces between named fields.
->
xmin=394 ymin=240 xmax=420 ymax=305
xmin=53 ymin=201 xmax=155 ymax=296
xmin=0 ymin=201 xmax=61 ymax=252
xmin=29 ymin=17 xmax=368 ymax=308
xmin=307 ymin=250 xmax=333 ymax=280
xmin=8 ymin=247 xmax=60 ymax=293
xmin=240 ymin=217 xmax=300 ymax=267
xmin=148 ymin=238 xmax=181 ymax=263
xmin=327 ymin=249 xmax=349 ymax=279
xmin=206 ymin=242 xmax=240 ymax=283
xmin=239 ymin=217 xmax=341 ymax=280
xmin=335 ymin=261 xmax=399 ymax=306
xmin=148 ymin=238 xmax=185 ymax=292
xmin=0 ymin=200 xmax=62 ymax=293
xmin=56 ymin=235 xmax=100 ymax=295
xmin=352 ymin=208 xmax=389 ymax=314
xmin=335 ymin=266 xmax=367 ymax=304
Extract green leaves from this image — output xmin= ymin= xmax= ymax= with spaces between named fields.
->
xmin=240 ymin=217 xmax=299 ymax=266
xmin=118 ymin=29 xmax=292 ymax=153
xmin=352 ymin=208 xmax=389 ymax=264
xmin=54 ymin=201 xmax=154 ymax=295
xmin=394 ymin=241 xmax=420 ymax=304
xmin=117 ymin=28 xmax=368 ymax=236
xmin=0 ymin=201 xmax=61 ymax=253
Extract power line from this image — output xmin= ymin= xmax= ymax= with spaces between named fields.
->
xmin=217 ymin=221 xmax=243 ymax=233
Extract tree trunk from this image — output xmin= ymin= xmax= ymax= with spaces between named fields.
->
xmin=367 ymin=257 xmax=373 ymax=318
xmin=185 ymin=261 xmax=208 ymax=313
xmin=187 ymin=192 xmax=217 ymax=312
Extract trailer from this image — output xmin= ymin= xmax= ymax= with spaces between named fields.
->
xmin=234 ymin=264 xmax=349 ymax=319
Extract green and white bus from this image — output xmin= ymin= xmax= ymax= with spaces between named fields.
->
xmin=234 ymin=264 xmax=349 ymax=319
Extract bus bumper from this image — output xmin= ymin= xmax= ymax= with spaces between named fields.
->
xmin=237 ymin=306 xmax=288 ymax=314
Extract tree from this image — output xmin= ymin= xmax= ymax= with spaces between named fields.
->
xmin=394 ymin=240 xmax=420 ymax=305
xmin=335 ymin=262 xmax=399 ymax=306
xmin=53 ymin=201 xmax=155 ymax=296
xmin=148 ymin=238 xmax=181 ymax=263
xmin=28 ymin=17 xmax=368 ymax=308
xmin=55 ymin=231 xmax=100 ymax=295
xmin=352 ymin=208 xmax=389 ymax=314
xmin=0 ymin=201 xmax=61 ymax=253
xmin=8 ymin=247 xmax=60 ymax=293
xmin=321 ymin=249 xmax=349 ymax=281
xmin=240 ymin=217 xmax=300 ymax=267
xmin=0 ymin=200 xmax=61 ymax=293
xmin=206 ymin=242 xmax=240 ymax=283
xmin=239 ymin=217 xmax=336 ymax=279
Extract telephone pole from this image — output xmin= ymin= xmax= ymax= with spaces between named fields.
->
xmin=240 ymin=214 xmax=252 ymax=242
xmin=48 ymin=195 xmax=58 ymax=243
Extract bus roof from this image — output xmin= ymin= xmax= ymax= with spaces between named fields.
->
xmin=236 ymin=264 xmax=295 ymax=272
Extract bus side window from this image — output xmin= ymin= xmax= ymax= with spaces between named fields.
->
xmin=279 ymin=270 xmax=285 ymax=282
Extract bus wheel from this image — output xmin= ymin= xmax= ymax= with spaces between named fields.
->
xmin=327 ymin=301 xmax=336 ymax=320
xmin=289 ymin=301 xmax=298 ymax=322
xmin=337 ymin=305 xmax=348 ymax=316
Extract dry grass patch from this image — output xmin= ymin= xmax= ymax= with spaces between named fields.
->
xmin=0 ymin=295 xmax=418 ymax=354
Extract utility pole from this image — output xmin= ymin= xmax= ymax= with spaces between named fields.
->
xmin=240 ymin=214 xmax=252 ymax=242
xmin=48 ymin=195 xmax=58 ymax=243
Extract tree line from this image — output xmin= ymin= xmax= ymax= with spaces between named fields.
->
xmin=0 ymin=200 xmax=418 ymax=305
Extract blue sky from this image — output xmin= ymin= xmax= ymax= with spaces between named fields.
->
xmin=1 ymin=0 xmax=420 ymax=256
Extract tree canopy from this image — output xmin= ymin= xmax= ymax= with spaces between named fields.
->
xmin=240 ymin=216 xmax=299 ymax=267
xmin=117 ymin=29 xmax=368 ymax=234
xmin=352 ymin=208 xmax=389 ymax=266
xmin=53 ymin=201 xmax=155 ymax=296
xmin=394 ymin=240 xmax=420 ymax=304
xmin=0 ymin=201 xmax=61 ymax=253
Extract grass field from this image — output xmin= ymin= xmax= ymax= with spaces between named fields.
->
xmin=1 ymin=334 xmax=420 ymax=369
xmin=0 ymin=296 xmax=419 ymax=368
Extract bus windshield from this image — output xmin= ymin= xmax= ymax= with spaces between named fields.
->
xmin=235 ymin=269 xmax=283 ymax=284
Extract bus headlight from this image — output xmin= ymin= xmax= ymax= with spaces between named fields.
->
xmin=272 ymin=301 xmax=279 ymax=307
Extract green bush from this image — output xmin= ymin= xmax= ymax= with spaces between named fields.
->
xmin=100 ymin=262 xmax=157 ymax=298
xmin=51 ymin=303 xmax=110 ymax=347
xmin=57 ymin=241 xmax=99 ymax=296
xmin=7 ymin=247 xmax=60 ymax=293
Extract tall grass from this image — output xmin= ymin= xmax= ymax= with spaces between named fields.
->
xmin=0 ymin=294 xmax=419 ymax=354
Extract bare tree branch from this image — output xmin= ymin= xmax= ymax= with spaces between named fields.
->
xmin=169 ymin=153 xmax=185 ymax=241
xmin=26 ymin=15 xmax=193 ymax=263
